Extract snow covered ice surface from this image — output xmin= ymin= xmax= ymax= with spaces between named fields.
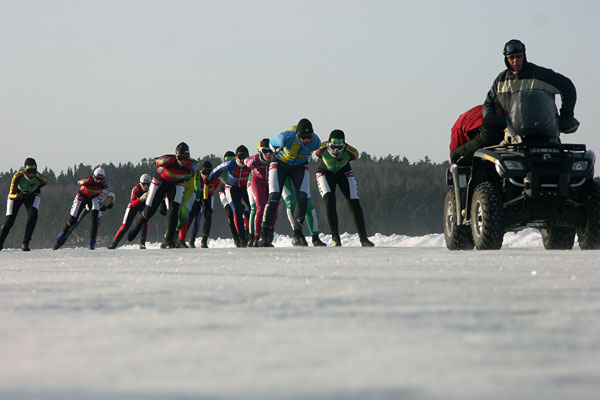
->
xmin=1 ymin=229 xmax=599 ymax=400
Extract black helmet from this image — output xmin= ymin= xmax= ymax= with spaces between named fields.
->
xmin=236 ymin=145 xmax=249 ymax=158
xmin=201 ymin=161 xmax=213 ymax=175
xmin=257 ymin=138 xmax=270 ymax=150
xmin=296 ymin=118 xmax=314 ymax=137
xmin=223 ymin=151 xmax=235 ymax=161
xmin=329 ymin=129 xmax=345 ymax=142
xmin=503 ymin=39 xmax=526 ymax=56
xmin=176 ymin=142 xmax=190 ymax=155
xmin=24 ymin=157 xmax=37 ymax=171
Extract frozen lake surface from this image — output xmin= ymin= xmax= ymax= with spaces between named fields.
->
xmin=1 ymin=230 xmax=599 ymax=399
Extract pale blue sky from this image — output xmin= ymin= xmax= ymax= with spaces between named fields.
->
xmin=1 ymin=0 xmax=599 ymax=173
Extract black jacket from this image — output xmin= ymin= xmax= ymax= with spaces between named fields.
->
xmin=451 ymin=61 xmax=578 ymax=163
xmin=483 ymin=61 xmax=576 ymax=120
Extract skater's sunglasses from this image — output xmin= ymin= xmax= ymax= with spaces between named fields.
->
xmin=25 ymin=169 xmax=37 ymax=177
xmin=237 ymin=154 xmax=248 ymax=160
xmin=201 ymin=169 xmax=212 ymax=175
xmin=176 ymin=153 xmax=190 ymax=161
xmin=328 ymin=142 xmax=345 ymax=152
xmin=298 ymin=134 xmax=313 ymax=141
xmin=260 ymin=148 xmax=273 ymax=155
xmin=94 ymin=175 xmax=105 ymax=181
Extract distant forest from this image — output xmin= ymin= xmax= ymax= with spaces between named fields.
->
xmin=0 ymin=153 xmax=450 ymax=249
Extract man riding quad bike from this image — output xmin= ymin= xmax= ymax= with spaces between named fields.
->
xmin=444 ymin=89 xmax=599 ymax=250
xmin=445 ymin=39 xmax=599 ymax=250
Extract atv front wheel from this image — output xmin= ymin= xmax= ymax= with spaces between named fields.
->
xmin=470 ymin=182 xmax=504 ymax=250
xmin=444 ymin=189 xmax=474 ymax=250
xmin=577 ymin=180 xmax=600 ymax=249
xmin=541 ymin=227 xmax=576 ymax=250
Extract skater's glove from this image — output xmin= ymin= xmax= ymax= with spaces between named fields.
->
xmin=159 ymin=201 xmax=168 ymax=216
xmin=100 ymin=205 xmax=108 ymax=211
xmin=559 ymin=116 xmax=580 ymax=134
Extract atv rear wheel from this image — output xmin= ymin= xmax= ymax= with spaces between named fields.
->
xmin=444 ymin=189 xmax=474 ymax=250
xmin=577 ymin=180 xmax=600 ymax=249
xmin=541 ymin=227 xmax=576 ymax=250
xmin=470 ymin=182 xmax=504 ymax=250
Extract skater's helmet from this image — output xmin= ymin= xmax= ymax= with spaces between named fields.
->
xmin=175 ymin=142 xmax=190 ymax=162
xmin=223 ymin=151 xmax=235 ymax=161
xmin=24 ymin=157 xmax=37 ymax=170
xmin=257 ymin=138 xmax=270 ymax=150
xmin=93 ymin=167 xmax=105 ymax=180
xmin=23 ymin=157 xmax=37 ymax=178
xmin=328 ymin=129 xmax=345 ymax=142
xmin=328 ymin=130 xmax=346 ymax=155
xmin=296 ymin=118 xmax=314 ymax=138
xmin=176 ymin=142 xmax=190 ymax=155
xmin=201 ymin=161 xmax=213 ymax=175
xmin=258 ymin=138 xmax=273 ymax=160
xmin=236 ymin=145 xmax=249 ymax=159
xmin=24 ymin=157 xmax=37 ymax=173
xmin=140 ymin=174 xmax=152 ymax=185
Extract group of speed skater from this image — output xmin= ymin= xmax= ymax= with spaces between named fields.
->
xmin=0 ymin=118 xmax=375 ymax=252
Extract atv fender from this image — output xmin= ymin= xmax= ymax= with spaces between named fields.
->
xmin=449 ymin=164 xmax=471 ymax=225
xmin=465 ymin=154 xmax=496 ymax=221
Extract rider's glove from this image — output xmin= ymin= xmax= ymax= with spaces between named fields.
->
xmin=559 ymin=116 xmax=580 ymax=134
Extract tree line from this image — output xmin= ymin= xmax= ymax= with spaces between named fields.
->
xmin=0 ymin=154 xmax=450 ymax=249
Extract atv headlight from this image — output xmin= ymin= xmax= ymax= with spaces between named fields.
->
xmin=503 ymin=160 xmax=524 ymax=170
xmin=571 ymin=161 xmax=589 ymax=171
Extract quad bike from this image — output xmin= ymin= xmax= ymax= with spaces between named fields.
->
xmin=445 ymin=90 xmax=600 ymax=250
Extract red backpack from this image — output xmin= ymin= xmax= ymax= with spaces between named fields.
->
xmin=449 ymin=105 xmax=483 ymax=155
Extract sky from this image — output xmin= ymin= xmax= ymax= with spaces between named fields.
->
xmin=1 ymin=0 xmax=599 ymax=174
